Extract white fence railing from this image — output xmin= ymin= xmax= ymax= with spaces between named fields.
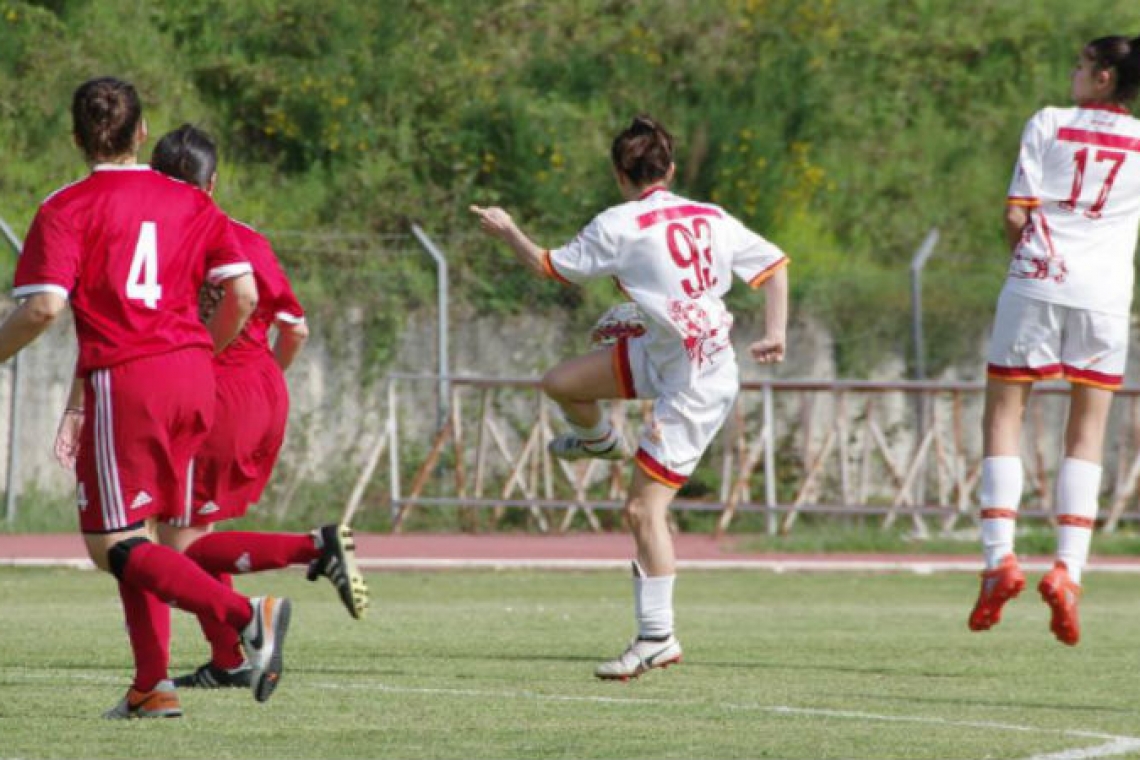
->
xmin=341 ymin=373 xmax=1140 ymax=535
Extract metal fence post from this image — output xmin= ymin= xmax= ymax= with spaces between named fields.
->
xmin=762 ymin=381 xmax=777 ymax=536
xmin=387 ymin=375 xmax=401 ymax=524
xmin=909 ymin=229 xmax=939 ymax=510
xmin=0 ymin=216 xmax=23 ymax=525
xmin=409 ymin=224 xmax=450 ymax=430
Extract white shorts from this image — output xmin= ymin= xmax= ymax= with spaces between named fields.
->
xmin=613 ymin=336 xmax=738 ymax=488
xmin=987 ymin=289 xmax=1128 ymax=389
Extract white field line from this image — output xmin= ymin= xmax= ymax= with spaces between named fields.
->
xmin=1022 ymin=738 xmax=1140 ymax=760
xmin=7 ymin=556 xmax=1140 ymax=573
xmin=6 ymin=670 xmax=1140 ymax=759
xmin=310 ymin=680 xmax=1140 ymax=759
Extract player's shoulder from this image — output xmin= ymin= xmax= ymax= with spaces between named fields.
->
xmin=228 ymin=217 xmax=270 ymax=247
xmin=37 ymin=174 xmax=91 ymax=209
xmin=1023 ymin=105 xmax=1068 ymax=131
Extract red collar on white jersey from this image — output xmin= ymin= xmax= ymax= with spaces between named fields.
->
xmin=638 ymin=185 xmax=670 ymax=200
xmin=1081 ymin=103 xmax=1131 ymax=115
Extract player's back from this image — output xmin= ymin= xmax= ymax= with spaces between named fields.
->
xmin=19 ymin=166 xmax=241 ymax=372
xmin=603 ymin=189 xmax=737 ymax=304
xmin=1007 ymin=105 xmax=1140 ymax=314
xmin=600 ymin=189 xmax=779 ymax=374
xmin=215 ymin=220 xmax=304 ymax=369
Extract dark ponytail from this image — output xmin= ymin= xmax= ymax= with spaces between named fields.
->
xmin=1086 ymin=36 xmax=1140 ymax=103
xmin=610 ymin=114 xmax=674 ymax=186
xmin=150 ymin=124 xmax=218 ymax=190
xmin=71 ymin=77 xmax=142 ymax=162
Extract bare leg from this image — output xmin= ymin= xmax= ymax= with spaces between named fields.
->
xmin=982 ymin=379 xmax=1032 ymax=457
xmin=1051 ymin=382 xmax=1113 ymax=586
xmin=1063 ymin=384 xmax=1113 ymax=462
xmin=594 ymin=466 xmax=684 ymax=679
xmin=624 ymin=466 xmax=678 ymax=576
xmin=969 ymin=379 xmax=1032 ymax=631
xmin=157 ymin=523 xmax=211 ymax=553
xmin=541 ymin=349 xmax=620 ymax=427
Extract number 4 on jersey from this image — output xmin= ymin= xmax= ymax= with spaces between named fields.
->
xmin=126 ymin=221 xmax=163 ymax=308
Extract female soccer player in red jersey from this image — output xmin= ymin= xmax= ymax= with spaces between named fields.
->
xmin=0 ymin=77 xmax=290 ymax=717
xmin=472 ymin=115 xmax=788 ymax=680
xmin=968 ymin=36 xmax=1140 ymax=646
xmin=148 ymin=125 xmax=368 ymax=688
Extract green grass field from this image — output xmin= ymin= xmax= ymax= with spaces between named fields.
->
xmin=2 ymin=567 xmax=1140 ymax=759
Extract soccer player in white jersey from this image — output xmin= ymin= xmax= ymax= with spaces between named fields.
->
xmin=969 ymin=36 xmax=1140 ymax=646
xmin=472 ymin=115 xmax=788 ymax=679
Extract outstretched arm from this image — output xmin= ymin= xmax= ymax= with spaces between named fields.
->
xmin=749 ymin=265 xmax=787 ymax=364
xmin=469 ymin=205 xmax=548 ymax=278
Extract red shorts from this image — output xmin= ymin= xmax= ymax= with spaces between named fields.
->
xmin=76 ymin=348 xmax=215 ymax=533
xmin=178 ymin=353 xmax=288 ymax=526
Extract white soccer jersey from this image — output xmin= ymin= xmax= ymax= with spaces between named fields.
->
xmin=1005 ymin=104 xmax=1140 ymax=316
xmin=546 ymin=188 xmax=788 ymax=388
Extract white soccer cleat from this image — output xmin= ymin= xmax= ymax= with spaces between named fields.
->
xmin=240 ymin=596 xmax=292 ymax=702
xmin=548 ymin=433 xmax=627 ymax=462
xmin=594 ymin=635 xmax=683 ymax=681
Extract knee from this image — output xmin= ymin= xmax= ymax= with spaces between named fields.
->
xmin=541 ymin=366 xmax=574 ymax=403
xmin=105 ymin=536 xmax=150 ymax=580
xmin=623 ymin=497 xmax=654 ymax=533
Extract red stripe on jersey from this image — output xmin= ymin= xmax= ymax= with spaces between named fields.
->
xmin=635 ymin=449 xmax=687 ymax=488
xmin=1063 ymin=365 xmax=1123 ymax=390
xmin=1057 ymin=128 xmax=1140 ymax=153
xmin=636 ymin=204 xmax=723 ymax=230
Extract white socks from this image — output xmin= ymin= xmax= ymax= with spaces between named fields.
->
xmin=979 ymin=455 xmax=1101 ymax=584
xmin=567 ymin=417 xmax=618 ymax=453
xmin=631 ymin=561 xmax=674 ymax=639
xmin=980 ymin=456 xmax=1023 ymax=569
xmin=1055 ymin=457 xmax=1101 ymax=585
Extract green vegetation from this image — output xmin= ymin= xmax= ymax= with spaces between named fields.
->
xmin=4 ymin=567 xmax=1140 ymax=758
xmin=1 ymin=0 xmax=1135 ymax=373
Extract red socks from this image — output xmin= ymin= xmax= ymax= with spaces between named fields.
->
xmin=185 ymin=532 xmax=319 ymax=574
xmin=117 ymin=582 xmax=171 ymax=692
xmin=119 ymin=541 xmax=252 ymax=630
xmin=197 ymin=572 xmax=245 ymax=670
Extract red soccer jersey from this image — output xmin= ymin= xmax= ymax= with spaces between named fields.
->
xmin=214 ymin=220 xmax=305 ymax=369
xmin=15 ymin=165 xmax=251 ymax=374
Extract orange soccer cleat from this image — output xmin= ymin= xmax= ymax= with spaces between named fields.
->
xmin=1038 ymin=561 xmax=1081 ymax=646
xmin=103 ymin=679 xmax=182 ymax=719
xmin=968 ymin=554 xmax=1026 ymax=632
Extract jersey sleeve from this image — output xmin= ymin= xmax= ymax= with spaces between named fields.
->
xmin=265 ymin=251 xmax=305 ymax=326
xmin=12 ymin=203 xmax=79 ymax=300
xmin=725 ymin=213 xmax=789 ymax=288
xmin=546 ymin=214 xmax=619 ymax=284
xmin=1007 ymin=109 xmax=1050 ymax=208
xmin=205 ymin=207 xmax=252 ymax=284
